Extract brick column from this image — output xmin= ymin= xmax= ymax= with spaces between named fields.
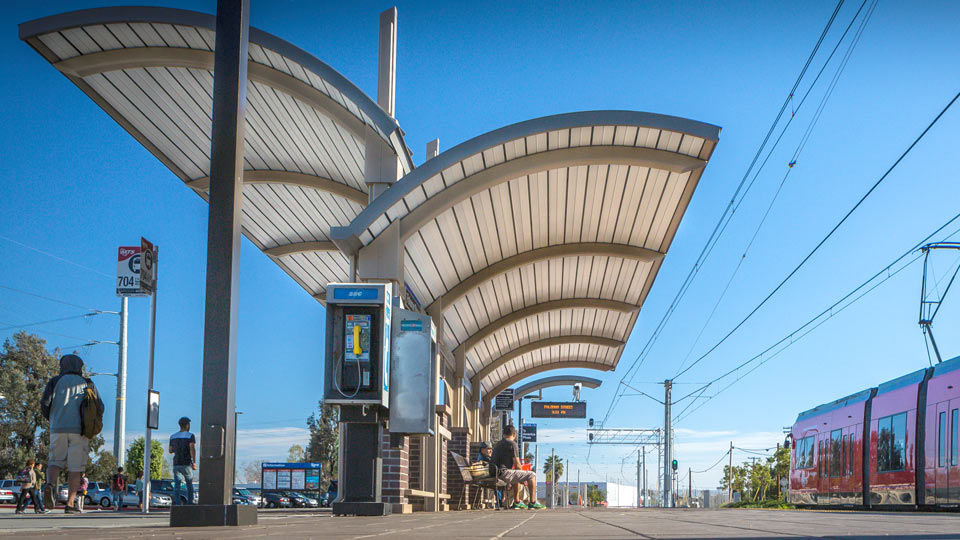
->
xmin=447 ymin=427 xmax=470 ymax=509
xmin=381 ymin=428 xmax=411 ymax=514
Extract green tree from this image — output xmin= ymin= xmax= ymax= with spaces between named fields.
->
xmin=85 ymin=435 xmax=116 ymax=482
xmin=587 ymin=484 xmax=605 ymax=506
xmin=287 ymin=444 xmax=306 ymax=463
xmin=543 ymin=455 xmax=564 ymax=482
xmin=720 ymin=464 xmax=747 ymax=499
xmin=0 ymin=332 xmax=59 ymax=476
xmin=125 ymin=437 xmax=165 ymax=480
xmin=306 ymin=402 xmax=339 ymax=486
xmin=748 ymin=461 xmax=773 ymax=502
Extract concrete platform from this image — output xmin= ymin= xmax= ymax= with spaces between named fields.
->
xmin=2 ymin=507 xmax=960 ymax=538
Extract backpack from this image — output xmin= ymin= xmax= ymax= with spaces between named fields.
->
xmin=15 ymin=469 xmax=30 ymax=485
xmin=112 ymin=474 xmax=126 ymax=491
xmin=80 ymin=379 xmax=103 ymax=439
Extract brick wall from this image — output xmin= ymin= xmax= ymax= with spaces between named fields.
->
xmin=381 ymin=428 xmax=409 ymax=512
xmin=447 ymin=427 xmax=470 ymax=509
xmin=409 ymin=436 xmax=423 ymax=491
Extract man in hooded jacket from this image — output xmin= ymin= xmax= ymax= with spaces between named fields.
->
xmin=40 ymin=354 xmax=103 ymax=513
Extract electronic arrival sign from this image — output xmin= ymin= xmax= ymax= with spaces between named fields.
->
xmin=530 ymin=401 xmax=587 ymax=418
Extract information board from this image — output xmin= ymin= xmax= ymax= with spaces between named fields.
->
xmin=291 ymin=469 xmax=305 ymax=490
xmin=277 ymin=470 xmax=292 ymax=489
xmin=494 ymin=389 xmax=515 ymax=411
xmin=262 ymin=469 xmax=277 ymax=490
xmin=530 ymin=401 xmax=587 ymax=418
xmin=521 ymin=422 xmax=537 ymax=442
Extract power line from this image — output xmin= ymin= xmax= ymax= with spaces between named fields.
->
xmin=0 ymin=233 xmax=113 ymax=279
xmin=672 ymin=213 xmax=960 ymax=424
xmin=0 ymin=284 xmax=118 ymax=314
xmin=0 ymin=312 xmax=104 ymax=332
xmin=671 ymin=0 xmax=877 ymax=376
xmin=599 ymin=1 xmax=848 ymax=427
xmin=673 ymin=87 xmax=960 ymax=381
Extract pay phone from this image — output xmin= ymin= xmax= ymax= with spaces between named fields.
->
xmin=323 ymin=283 xmax=392 ymax=407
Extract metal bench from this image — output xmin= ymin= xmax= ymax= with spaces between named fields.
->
xmin=449 ymin=452 xmax=505 ymax=509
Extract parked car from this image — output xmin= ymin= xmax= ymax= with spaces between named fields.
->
xmin=0 ymin=479 xmax=21 ymax=497
xmin=261 ymin=491 xmax=291 ymax=508
xmin=282 ymin=491 xmax=318 ymax=508
xmin=0 ymin=487 xmax=15 ymax=504
xmin=319 ymin=481 xmax=337 ymax=508
xmin=57 ymin=484 xmax=68 ymax=504
xmin=120 ymin=486 xmax=171 ymax=508
xmin=84 ymin=482 xmax=112 ymax=507
xmin=233 ymin=487 xmax=261 ymax=507
xmin=150 ymin=479 xmax=199 ymax=505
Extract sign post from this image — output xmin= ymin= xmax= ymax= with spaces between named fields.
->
xmin=141 ymin=238 xmax=158 ymax=513
xmin=494 ymin=389 xmax=515 ymax=412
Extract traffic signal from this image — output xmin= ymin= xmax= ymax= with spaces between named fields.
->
xmin=671 ymin=459 xmax=678 ymax=471
xmin=589 ymin=418 xmax=594 ymax=427
xmin=588 ymin=433 xmax=594 ymax=442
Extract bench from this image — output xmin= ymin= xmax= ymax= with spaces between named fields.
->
xmin=449 ymin=452 xmax=505 ymax=509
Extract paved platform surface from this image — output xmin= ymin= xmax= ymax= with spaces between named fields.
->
xmin=2 ymin=507 xmax=960 ymax=538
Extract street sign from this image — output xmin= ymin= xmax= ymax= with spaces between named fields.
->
xmin=494 ymin=389 xmax=515 ymax=411
xmin=521 ymin=423 xmax=537 ymax=442
xmin=530 ymin=401 xmax=586 ymax=418
xmin=116 ymin=246 xmax=145 ymax=296
xmin=139 ymin=237 xmax=157 ymax=294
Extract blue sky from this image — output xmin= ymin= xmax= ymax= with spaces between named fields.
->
xmin=1 ymin=1 xmax=959 ymax=490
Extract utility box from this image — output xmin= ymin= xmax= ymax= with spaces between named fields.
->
xmin=388 ymin=309 xmax=437 ymax=435
xmin=323 ymin=283 xmax=393 ymax=407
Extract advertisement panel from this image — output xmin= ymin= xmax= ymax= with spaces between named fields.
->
xmin=530 ymin=401 xmax=587 ymax=418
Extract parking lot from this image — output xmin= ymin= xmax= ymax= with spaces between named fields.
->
xmin=2 ymin=507 xmax=960 ymax=538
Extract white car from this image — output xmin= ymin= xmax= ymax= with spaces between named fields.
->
xmin=0 ymin=487 xmax=15 ymax=504
xmin=115 ymin=486 xmax=171 ymax=508
xmin=0 ymin=479 xmax=21 ymax=497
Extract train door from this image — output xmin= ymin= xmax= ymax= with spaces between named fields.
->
xmin=949 ymin=401 xmax=960 ymax=504
xmin=935 ymin=401 xmax=949 ymax=504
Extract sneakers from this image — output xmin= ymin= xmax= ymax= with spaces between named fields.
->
xmin=64 ymin=506 xmax=80 ymax=514
xmin=42 ymin=485 xmax=55 ymax=509
xmin=510 ymin=501 xmax=528 ymax=509
xmin=528 ymin=502 xmax=546 ymax=509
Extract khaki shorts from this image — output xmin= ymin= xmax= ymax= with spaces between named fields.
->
xmin=500 ymin=469 xmax=535 ymax=485
xmin=49 ymin=433 xmax=89 ymax=472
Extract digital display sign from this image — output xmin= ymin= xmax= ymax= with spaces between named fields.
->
xmin=530 ymin=401 xmax=586 ymax=418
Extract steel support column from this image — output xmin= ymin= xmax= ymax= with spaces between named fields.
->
xmin=170 ymin=0 xmax=255 ymax=527
xmin=663 ymin=379 xmax=672 ymax=508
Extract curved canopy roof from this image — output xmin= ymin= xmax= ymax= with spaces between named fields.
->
xmin=513 ymin=375 xmax=602 ymax=401
xmin=20 ymin=6 xmax=413 ymax=300
xmin=333 ymin=111 xmax=720 ymax=400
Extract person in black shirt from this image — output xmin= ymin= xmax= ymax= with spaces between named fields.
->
xmin=490 ymin=425 xmax=544 ymax=509
xmin=168 ymin=417 xmax=196 ymax=505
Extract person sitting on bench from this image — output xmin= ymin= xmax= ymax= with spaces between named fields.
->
xmin=490 ymin=425 xmax=545 ymax=509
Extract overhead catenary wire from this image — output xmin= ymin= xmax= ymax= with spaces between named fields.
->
xmin=0 ymin=233 xmax=113 ymax=279
xmin=670 ymin=0 xmax=878 ymax=376
xmin=0 ymin=284 xmax=118 ymax=314
xmin=597 ymin=1 xmax=849 ymax=428
xmin=0 ymin=311 xmax=105 ymax=332
xmin=672 ymin=87 xmax=960 ymax=382
xmin=672 ymin=214 xmax=960 ymax=424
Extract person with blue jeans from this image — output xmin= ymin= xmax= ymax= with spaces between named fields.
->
xmin=169 ymin=417 xmax=196 ymax=505
xmin=111 ymin=467 xmax=127 ymax=511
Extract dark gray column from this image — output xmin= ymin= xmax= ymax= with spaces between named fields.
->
xmin=170 ymin=0 xmax=255 ymax=526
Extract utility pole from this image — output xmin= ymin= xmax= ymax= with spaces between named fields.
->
xmin=688 ymin=467 xmax=692 ymax=507
xmin=642 ymin=447 xmax=647 ymax=508
xmin=113 ymin=296 xmax=128 ymax=467
xmin=663 ymin=379 xmax=672 ymax=508
xmin=577 ymin=469 xmax=580 ymax=506
xmin=565 ymin=458 xmax=569 ymax=507
xmin=636 ymin=450 xmax=641 ymax=508
xmin=728 ymin=441 xmax=733 ymax=503
xmin=656 ymin=432 xmax=661 ymax=507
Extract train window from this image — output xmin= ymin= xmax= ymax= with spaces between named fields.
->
xmin=939 ymin=411 xmax=947 ymax=468
xmin=952 ymin=409 xmax=959 ymax=467
xmin=849 ymin=434 xmax=855 ymax=475
xmin=795 ymin=435 xmax=815 ymax=469
xmin=830 ymin=430 xmax=842 ymax=477
xmin=877 ymin=412 xmax=907 ymax=473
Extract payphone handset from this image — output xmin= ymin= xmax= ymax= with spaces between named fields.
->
xmin=323 ymin=283 xmax=392 ymax=407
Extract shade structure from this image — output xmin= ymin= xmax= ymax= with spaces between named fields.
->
xmin=19 ymin=6 xmax=413 ymax=301
xmin=22 ymin=7 xmax=721 ymax=401
xmin=333 ymin=111 xmax=720 ymax=400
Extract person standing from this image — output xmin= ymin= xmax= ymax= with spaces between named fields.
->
xmin=76 ymin=473 xmax=89 ymax=513
xmin=40 ymin=354 xmax=104 ymax=514
xmin=169 ymin=417 xmax=196 ymax=505
xmin=33 ymin=463 xmax=47 ymax=513
xmin=135 ymin=471 xmax=144 ymax=509
xmin=15 ymin=459 xmax=47 ymax=514
xmin=110 ymin=467 xmax=127 ymax=512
